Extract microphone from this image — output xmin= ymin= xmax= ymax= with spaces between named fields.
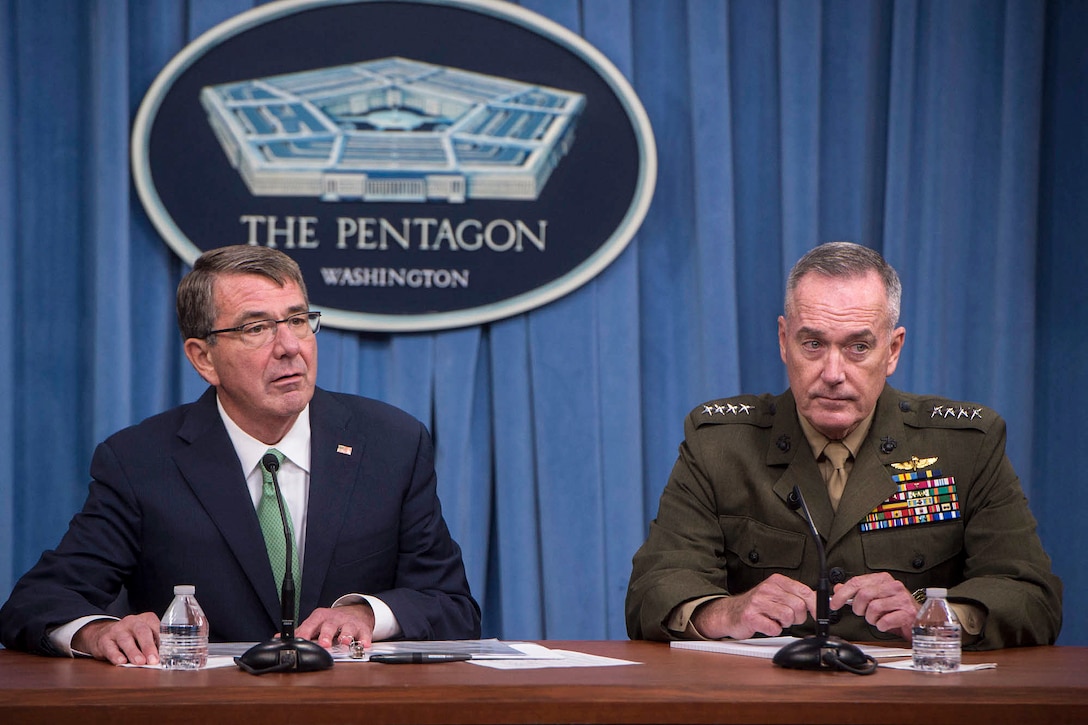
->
xmin=236 ymin=453 xmax=333 ymax=675
xmin=771 ymin=485 xmax=877 ymax=675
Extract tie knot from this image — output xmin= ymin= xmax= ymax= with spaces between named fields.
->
xmin=823 ymin=441 xmax=850 ymax=470
xmin=262 ymin=448 xmax=285 ymax=469
xmin=260 ymin=448 xmax=286 ymax=486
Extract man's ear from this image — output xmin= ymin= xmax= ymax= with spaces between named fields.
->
xmin=183 ymin=338 xmax=220 ymax=386
xmin=885 ymin=326 xmax=906 ymax=377
xmin=777 ymin=315 xmax=788 ymax=364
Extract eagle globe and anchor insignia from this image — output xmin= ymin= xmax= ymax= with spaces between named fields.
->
xmin=200 ymin=57 xmax=586 ymax=204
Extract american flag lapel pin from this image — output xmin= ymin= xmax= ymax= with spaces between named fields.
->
xmin=336 ymin=444 xmax=352 ymax=455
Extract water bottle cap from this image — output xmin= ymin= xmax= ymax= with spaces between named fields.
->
xmin=925 ymin=587 xmax=947 ymax=598
xmin=173 ymin=584 xmax=196 ymax=595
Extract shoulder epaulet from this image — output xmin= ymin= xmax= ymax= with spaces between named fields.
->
xmin=897 ymin=395 xmax=997 ymax=432
xmin=690 ymin=394 xmax=775 ymax=428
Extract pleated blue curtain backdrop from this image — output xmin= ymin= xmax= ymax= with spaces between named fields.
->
xmin=2 ymin=0 xmax=1085 ymax=646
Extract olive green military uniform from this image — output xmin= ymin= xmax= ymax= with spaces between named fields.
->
xmin=626 ymin=385 xmax=1062 ymax=650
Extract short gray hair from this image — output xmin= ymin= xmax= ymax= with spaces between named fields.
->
xmin=176 ymin=245 xmax=309 ymax=340
xmin=784 ymin=242 xmax=902 ymax=327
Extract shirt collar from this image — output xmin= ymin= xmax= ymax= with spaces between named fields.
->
xmin=798 ymin=406 xmax=875 ymax=461
xmin=216 ymin=396 xmax=312 ymax=477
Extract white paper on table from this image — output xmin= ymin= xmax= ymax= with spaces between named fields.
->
xmin=880 ymin=658 xmax=997 ymax=671
xmin=469 ymin=647 xmax=640 ymax=670
xmin=120 ymin=640 xmax=619 ymax=669
xmin=121 ymin=655 xmax=239 ymax=669
xmin=329 ymin=639 xmax=564 ymax=663
xmin=498 ymin=642 xmax=566 ymax=659
xmin=670 ymin=637 xmax=914 ymax=660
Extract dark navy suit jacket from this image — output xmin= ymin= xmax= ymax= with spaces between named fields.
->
xmin=0 ymin=387 xmax=480 ymax=654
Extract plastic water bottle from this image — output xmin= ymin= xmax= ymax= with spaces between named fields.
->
xmin=159 ymin=585 xmax=209 ymax=669
xmin=911 ymin=587 xmax=961 ymax=672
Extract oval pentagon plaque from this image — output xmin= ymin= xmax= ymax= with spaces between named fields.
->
xmin=133 ymin=0 xmax=656 ymax=331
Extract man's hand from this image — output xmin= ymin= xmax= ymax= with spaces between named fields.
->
xmin=295 ymin=602 xmax=376 ymax=649
xmin=691 ymin=574 xmax=817 ymax=640
xmin=72 ymin=613 xmax=161 ymax=666
xmin=831 ymin=572 xmax=920 ymax=640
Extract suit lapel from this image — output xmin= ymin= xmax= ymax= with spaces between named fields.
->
xmin=300 ymin=389 xmax=367 ymax=614
xmin=172 ymin=388 xmax=281 ymax=628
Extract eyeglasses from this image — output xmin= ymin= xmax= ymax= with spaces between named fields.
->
xmin=206 ymin=311 xmax=321 ymax=348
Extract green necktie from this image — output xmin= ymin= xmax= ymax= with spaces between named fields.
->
xmin=258 ymin=448 xmax=300 ymax=618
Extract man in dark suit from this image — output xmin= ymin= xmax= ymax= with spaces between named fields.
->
xmin=626 ymin=242 xmax=1061 ymax=649
xmin=0 ymin=245 xmax=480 ymax=664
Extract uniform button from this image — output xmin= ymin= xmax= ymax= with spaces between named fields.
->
xmin=829 ymin=566 xmax=846 ymax=584
xmin=911 ymin=555 xmax=926 ymax=569
xmin=748 ymin=550 xmax=760 ymax=563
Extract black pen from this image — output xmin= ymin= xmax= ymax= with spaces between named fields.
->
xmin=369 ymin=652 xmax=471 ymax=664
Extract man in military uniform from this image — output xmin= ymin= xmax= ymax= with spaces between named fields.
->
xmin=626 ymin=242 xmax=1061 ymax=649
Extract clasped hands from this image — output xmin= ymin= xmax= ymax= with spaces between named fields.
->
xmin=72 ymin=602 xmax=376 ymax=666
xmin=690 ymin=572 xmax=920 ymax=641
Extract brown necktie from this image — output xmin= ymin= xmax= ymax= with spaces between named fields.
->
xmin=823 ymin=441 xmax=851 ymax=511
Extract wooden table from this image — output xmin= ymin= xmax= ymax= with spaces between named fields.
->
xmin=1 ymin=640 xmax=1086 ymax=724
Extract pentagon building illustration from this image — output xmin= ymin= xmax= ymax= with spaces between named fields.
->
xmin=199 ymin=57 xmax=586 ymax=203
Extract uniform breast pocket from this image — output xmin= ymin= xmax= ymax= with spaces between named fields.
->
xmin=720 ymin=515 xmax=806 ymax=571
xmin=860 ymin=521 xmax=964 ymax=576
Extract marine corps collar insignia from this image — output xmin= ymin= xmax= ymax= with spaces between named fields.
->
xmin=890 ymin=455 xmax=939 ymax=471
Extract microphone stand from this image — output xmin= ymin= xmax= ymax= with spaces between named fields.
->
xmin=771 ymin=485 xmax=877 ymax=675
xmin=236 ymin=454 xmax=334 ymax=675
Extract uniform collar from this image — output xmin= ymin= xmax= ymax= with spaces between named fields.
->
xmin=797 ymin=408 xmax=875 ymax=461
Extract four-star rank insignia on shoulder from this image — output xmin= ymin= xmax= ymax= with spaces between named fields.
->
xmin=701 ymin=401 xmax=754 ymax=416
xmin=693 ymin=396 xmax=769 ymax=429
xmin=930 ymin=404 xmax=983 ymax=420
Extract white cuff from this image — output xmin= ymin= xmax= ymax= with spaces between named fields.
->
xmin=332 ymin=594 xmax=401 ymax=641
xmin=48 ymin=615 xmax=118 ymax=657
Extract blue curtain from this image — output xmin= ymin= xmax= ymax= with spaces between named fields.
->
xmin=2 ymin=0 xmax=1085 ymax=646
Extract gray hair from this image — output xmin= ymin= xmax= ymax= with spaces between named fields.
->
xmin=176 ymin=245 xmax=309 ymax=340
xmin=784 ymin=242 xmax=902 ymax=327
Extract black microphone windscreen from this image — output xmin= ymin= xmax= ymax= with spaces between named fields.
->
xmin=262 ymin=453 xmax=280 ymax=473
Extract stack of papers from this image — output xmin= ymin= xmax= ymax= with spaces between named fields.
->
xmin=349 ymin=638 xmax=527 ymax=660
xmin=344 ymin=640 xmax=639 ymax=669
xmin=670 ymin=636 xmax=911 ymax=660
xmin=669 ymin=637 xmax=997 ymax=671
xmin=126 ymin=639 xmax=639 ymax=670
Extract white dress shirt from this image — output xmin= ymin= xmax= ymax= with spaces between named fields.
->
xmin=218 ymin=400 xmax=399 ymax=641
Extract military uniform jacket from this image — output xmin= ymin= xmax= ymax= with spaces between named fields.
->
xmin=626 ymin=385 xmax=1062 ymax=649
